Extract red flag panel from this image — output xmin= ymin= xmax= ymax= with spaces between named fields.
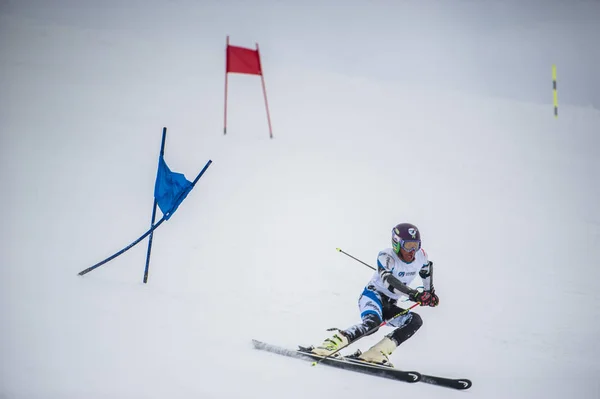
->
xmin=226 ymin=45 xmax=262 ymax=75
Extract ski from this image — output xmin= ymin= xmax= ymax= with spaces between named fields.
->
xmin=343 ymin=351 xmax=472 ymax=390
xmin=419 ymin=374 xmax=472 ymax=390
xmin=252 ymin=339 xmax=472 ymax=390
xmin=252 ymin=339 xmax=421 ymax=383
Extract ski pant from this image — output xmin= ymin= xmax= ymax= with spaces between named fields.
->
xmin=342 ymin=285 xmax=422 ymax=346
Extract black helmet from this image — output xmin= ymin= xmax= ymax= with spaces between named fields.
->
xmin=391 ymin=223 xmax=421 ymax=254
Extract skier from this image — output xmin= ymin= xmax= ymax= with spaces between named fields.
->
xmin=311 ymin=223 xmax=439 ymax=367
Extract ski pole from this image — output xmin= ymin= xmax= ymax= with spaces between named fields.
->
xmin=311 ymin=301 xmax=421 ymax=366
xmin=429 ymin=261 xmax=435 ymax=292
xmin=338 ymin=247 xmax=430 ymax=300
xmin=336 ymin=247 xmax=376 ymax=271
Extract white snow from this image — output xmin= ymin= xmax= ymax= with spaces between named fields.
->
xmin=1 ymin=1 xmax=599 ymax=398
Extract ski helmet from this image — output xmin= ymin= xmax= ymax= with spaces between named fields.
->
xmin=391 ymin=223 xmax=421 ymax=254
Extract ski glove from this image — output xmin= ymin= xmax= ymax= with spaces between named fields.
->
xmin=410 ymin=290 xmax=440 ymax=307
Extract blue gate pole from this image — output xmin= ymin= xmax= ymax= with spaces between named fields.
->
xmin=143 ymin=127 xmax=167 ymax=284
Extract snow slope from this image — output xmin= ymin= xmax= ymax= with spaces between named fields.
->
xmin=1 ymin=1 xmax=599 ymax=398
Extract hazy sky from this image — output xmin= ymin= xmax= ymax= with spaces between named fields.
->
xmin=2 ymin=0 xmax=599 ymax=109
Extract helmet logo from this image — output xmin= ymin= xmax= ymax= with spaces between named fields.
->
xmin=408 ymin=228 xmax=417 ymax=239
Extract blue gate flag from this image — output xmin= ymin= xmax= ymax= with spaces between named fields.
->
xmin=154 ymin=155 xmax=192 ymax=220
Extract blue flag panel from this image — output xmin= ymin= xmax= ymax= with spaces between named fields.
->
xmin=154 ymin=155 xmax=192 ymax=220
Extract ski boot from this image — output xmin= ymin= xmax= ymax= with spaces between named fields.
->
xmin=356 ymin=337 xmax=397 ymax=367
xmin=310 ymin=330 xmax=349 ymax=357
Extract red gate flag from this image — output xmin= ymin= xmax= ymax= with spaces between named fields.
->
xmin=224 ymin=36 xmax=273 ymax=138
xmin=227 ymin=45 xmax=262 ymax=75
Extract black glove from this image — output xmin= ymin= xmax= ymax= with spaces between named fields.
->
xmin=409 ymin=290 xmax=439 ymax=307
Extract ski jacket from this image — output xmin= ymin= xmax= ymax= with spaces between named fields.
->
xmin=366 ymin=248 xmax=432 ymax=301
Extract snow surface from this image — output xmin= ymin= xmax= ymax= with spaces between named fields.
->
xmin=1 ymin=1 xmax=599 ymax=398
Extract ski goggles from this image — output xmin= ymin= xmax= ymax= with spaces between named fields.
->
xmin=400 ymin=240 xmax=421 ymax=252
xmin=392 ymin=236 xmax=421 ymax=253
